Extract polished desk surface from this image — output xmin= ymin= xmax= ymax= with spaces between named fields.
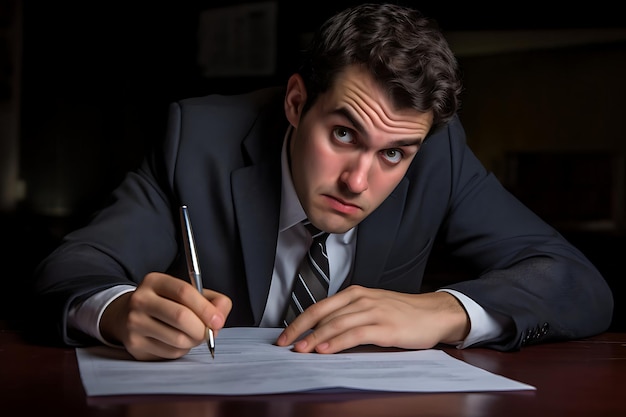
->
xmin=1 ymin=321 xmax=625 ymax=417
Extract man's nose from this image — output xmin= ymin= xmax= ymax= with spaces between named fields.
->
xmin=340 ymin=155 xmax=371 ymax=194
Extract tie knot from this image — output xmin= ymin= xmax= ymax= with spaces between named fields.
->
xmin=303 ymin=220 xmax=328 ymax=241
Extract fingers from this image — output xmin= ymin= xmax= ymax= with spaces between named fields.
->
xmin=112 ymin=272 xmax=232 ymax=360
xmin=129 ymin=341 xmax=191 ymax=361
xmin=276 ymin=286 xmax=469 ymax=354
xmin=202 ymin=288 xmax=232 ymax=334
xmin=276 ymin=285 xmax=373 ymax=351
xmin=291 ymin=316 xmax=381 ymax=354
xmin=123 ymin=312 xmax=195 ymax=361
xmin=142 ymin=273 xmax=229 ymax=332
xmin=282 ymin=290 xmax=393 ymax=353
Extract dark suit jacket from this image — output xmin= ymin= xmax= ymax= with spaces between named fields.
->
xmin=33 ymin=86 xmax=614 ymax=350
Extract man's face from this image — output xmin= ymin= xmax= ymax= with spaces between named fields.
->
xmin=285 ymin=65 xmax=433 ymax=234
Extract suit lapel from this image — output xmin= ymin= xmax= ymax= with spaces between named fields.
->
xmin=231 ymin=95 xmax=285 ymax=324
xmin=232 ymin=161 xmax=281 ymax=325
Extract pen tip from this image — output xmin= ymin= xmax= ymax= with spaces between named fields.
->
xmin=206 ymin=328 xmax=215 ymax=359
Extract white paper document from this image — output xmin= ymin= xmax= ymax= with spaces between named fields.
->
xmin=76 ymin=327 xmax=535 ymax=396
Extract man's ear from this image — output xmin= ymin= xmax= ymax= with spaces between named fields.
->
xmin=284 ymin=73 xmax=307 ymax=128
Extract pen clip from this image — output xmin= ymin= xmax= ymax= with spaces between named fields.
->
xmin=180 ymin=205 xmax=202 ymax=293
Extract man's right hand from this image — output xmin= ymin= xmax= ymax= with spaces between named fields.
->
xmin=99 ymin=272 xmax=232 ymax=361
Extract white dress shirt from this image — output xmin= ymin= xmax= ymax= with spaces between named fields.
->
xmin=69 ymin=128 xmax=505 ymax=348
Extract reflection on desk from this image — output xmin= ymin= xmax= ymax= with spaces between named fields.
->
xmin=1 ymin=321 xmax=625 ymax=417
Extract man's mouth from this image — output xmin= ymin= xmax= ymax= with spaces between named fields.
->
xmin=323 ymin=194 xmax=361 ymax=215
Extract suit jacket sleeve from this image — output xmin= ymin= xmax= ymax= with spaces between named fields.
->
xmin=31 ymin=115 xmax=181 ymax=345
xmin=30 ymin=88 xmax=286 ymax=345
xmin=420 ymin=116 xmax=614 ymax=350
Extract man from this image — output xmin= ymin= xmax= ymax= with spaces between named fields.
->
xmin=32 ymin=3 xmax=613 ymax=361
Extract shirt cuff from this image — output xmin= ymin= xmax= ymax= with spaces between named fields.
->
xmin=68 ymin=285 xmax=136 ymax=347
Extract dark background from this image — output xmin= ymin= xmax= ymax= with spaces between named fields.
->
xmin=1 ymin=1 xmax=625 ymax=331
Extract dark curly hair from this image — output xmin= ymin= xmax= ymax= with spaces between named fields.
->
xmin=298 ymin=3 xmax=462 ymax=129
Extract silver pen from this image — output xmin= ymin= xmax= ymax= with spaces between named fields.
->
xmin=180 ymin=205 xmax=216 ymax=359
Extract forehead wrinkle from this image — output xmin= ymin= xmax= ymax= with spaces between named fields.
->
xmin=346 ymin=81 xmax=426 ymax=135
xmin=336 ymin=105 xmax=424 ymax=149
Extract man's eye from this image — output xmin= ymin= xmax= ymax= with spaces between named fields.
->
xmin=382 ymin=149 xmax=403 ymax=164
xmin=333 ymin=127 xmax=354 ymax=144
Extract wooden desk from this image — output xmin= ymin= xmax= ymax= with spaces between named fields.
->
xmin=1 ymin=322 xmax=625 ymax=417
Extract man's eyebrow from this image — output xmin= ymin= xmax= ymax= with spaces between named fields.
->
xmin=335 ymin=107 xmax=364 ymax=133
xmin=334 ymin=107 xmax=424 ymax=147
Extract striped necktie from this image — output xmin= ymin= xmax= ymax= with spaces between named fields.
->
xmin=282 ymin=221 xmax=330 ymax=326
